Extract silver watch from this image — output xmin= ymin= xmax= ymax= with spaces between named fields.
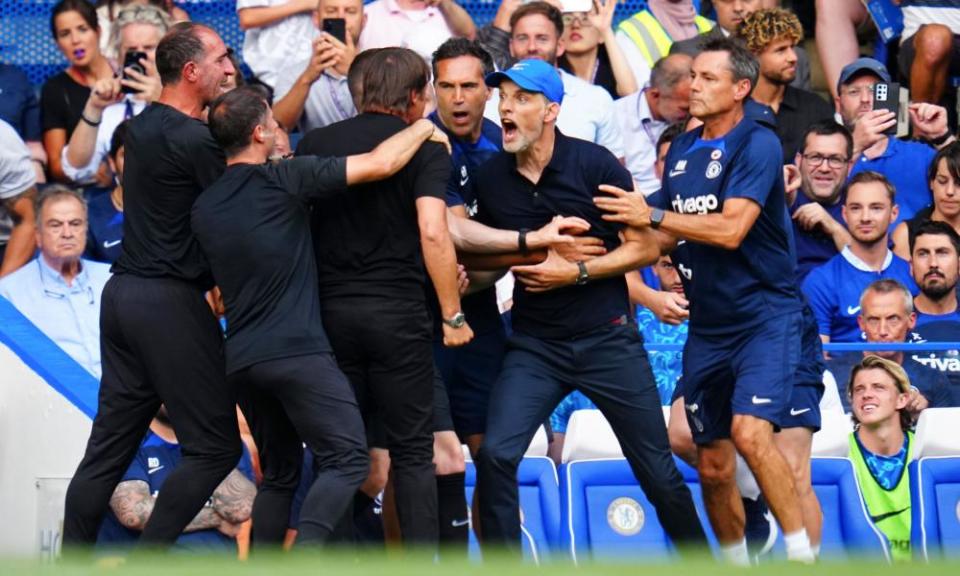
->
xmin=443 ymin=312 xmax=466 ymax=328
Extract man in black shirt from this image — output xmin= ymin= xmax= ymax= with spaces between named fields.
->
xmin=64 ymin=22 xmax=242 ymax=550
xmin=296 ymin=47 xmax=471 ymax=547
xmin=737 ymin=8 xmax=834 ymax=163
xmin=473 ymin=58 xmax=707 ymax=554
xmin=192 ymin=86 xmax=448 ymax=547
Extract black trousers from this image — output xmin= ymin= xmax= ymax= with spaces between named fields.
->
xmin=476 ymin=323 xmax=707 ymax=553
xmin=321 ymin=297 xmax=438 ymax=546
xmin=230 ymin=353 xmax=369 ymax=547
xmin=63 ymin=275 xmax=242 ymax=549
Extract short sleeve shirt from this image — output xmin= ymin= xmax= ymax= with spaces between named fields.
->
xmin=111 ymin=103 xmax=225 ymax=287
xmin=192 ymin=157 xmax=346 ymax=374
xmin=0 ymin=120 xmax=36 ymax=244
xmin=910 ymin=310 xmax=960 ymax=403
xmin=657 ymin=116 xmax=803 ymax=335
xmin=237 ymin=0 xmax=316 ymax=89
xmin=296 ymin=113 xmax=449 ymax=302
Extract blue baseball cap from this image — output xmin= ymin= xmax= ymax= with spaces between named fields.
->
xmin=837 ymin=57 xmax=891 ymax=93
xmin=485 ymin=59 xmax=564 ymax=105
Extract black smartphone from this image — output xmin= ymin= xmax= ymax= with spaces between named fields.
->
xmin=872 ymin=82 xmax=900 ymax=136
xmin=121 ymin=50 xmax=147 ymax=94
xmin=322 ymin=18 xmax=347 ymax=44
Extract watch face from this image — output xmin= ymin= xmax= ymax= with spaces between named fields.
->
xmin=447 ymin=313 xmax=466 ymax=328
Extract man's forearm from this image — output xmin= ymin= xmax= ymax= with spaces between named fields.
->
xmin=273 ymin=78 xmax=312 ymax=131
xmin=658 ymin=206 xmax=757 ymax=250
xmin=211 ymin=470 xmax=255 ymax=525
xmin=423 ymin=228 xmax=462 ymax=317
xmin=448 ymin=213 xmax=525 ymax=253
xmin=458 ymin=250 xmax=544 ymax=271
xmin=439 ymin=0 xmax=477 ymax=39
xmin=0 ymin=194 xmax=37 ymax=277
xmin=348 ymin=121 xmax=434 ymax=183
xmin=65 ymin=106 xmax=100 ymax=169
xmin=583 ymin=231 xmax=660 ymax=281
xmin=827 ymin=222 xmax=852 ymax=252
xmin=184 ymin=505 xmax=224 ymax=533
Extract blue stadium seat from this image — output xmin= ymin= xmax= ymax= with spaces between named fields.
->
xmin=558 ymin=457 xmax=717 ymax=563
xmin=911 ymin=456 xmax=960 ymax=561
xmin=464 ymin=456 xmax=561 ymax=563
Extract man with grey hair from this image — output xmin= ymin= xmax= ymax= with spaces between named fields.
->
xmin=615 ymin=53 xmax=692 ymax=196
xmin=826 ymin=278 xmax=954 ymax=417
xmin=62 ymin=3 xmax=169 ymax=184
xmin=0 ymin=185 xmax=111 ymax=378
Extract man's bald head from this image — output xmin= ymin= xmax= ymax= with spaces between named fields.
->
xmin=649 ymin=53 xmax=692 ymax=124
xmin=650 ymin=53 xmax=692 ymax=93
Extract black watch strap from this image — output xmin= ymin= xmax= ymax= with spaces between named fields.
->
xmin=518 ymin=228 xmax=530 ymax=256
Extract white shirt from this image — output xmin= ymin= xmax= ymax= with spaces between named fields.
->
xmin=616 ymin=89 xmax=668 ymax=196
xmin=358 ymin=0 xmax=453 ymax=59
xmin=902 ymin=2 xmax=960 ymax=39
xmin=0 ymin=120 xmax=35 ymax=244
xmin=237 ymin=0 xmax=316 ymax=89
xmin=615 ymin=30 xmax=653 ymax=95
xmin=273 ymin=34 xmax=356 ymax=133
xmin=556 ymin=70 xmax=624 ymax=158
xmin=61 ymin=96 xmax=145 ymax=184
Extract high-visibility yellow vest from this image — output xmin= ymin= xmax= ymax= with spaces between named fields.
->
xmin=849 ymin=430 xmax=914 ymax=562
xmin=617 ymin=10 xmax=714 ymax=67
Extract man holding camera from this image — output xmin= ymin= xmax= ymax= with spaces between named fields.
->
xmin=273 ymin=0 xmax=365 ymax=133
xmin=61 ymin=4 xmax=168 ymax=185
xmin=837 ymin=57 xmax=955 ymax=226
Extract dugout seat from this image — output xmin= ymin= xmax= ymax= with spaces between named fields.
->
xmin=558 ymin=457 xmax=718 ymax=563
xmin=910 ymin=456 xmax=960 ymax=561
xmin=561 ymin=408 xmax=671 ymax=463
xmin=811 ymin=408 xmax=854 ymax=457
xmin=914 ymin=408 xmax=960 ymax=458
xmin=464 ymin=456 xmax=561 ymax=563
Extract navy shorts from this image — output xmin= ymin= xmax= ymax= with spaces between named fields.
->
xmin=780 ymin=303 xmax=825 ymax=431
xmin=434 ymin=326 xmax=506 ymax=438
xmin=683 ymin=311 xmax=802 ymax=445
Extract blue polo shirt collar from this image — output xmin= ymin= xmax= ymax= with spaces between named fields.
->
xmin=37 ymin=256 xmax=91 ymax=295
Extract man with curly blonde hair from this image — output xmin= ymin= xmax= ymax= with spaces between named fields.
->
xmin=737 ymin=8 xmax=833 ymax=163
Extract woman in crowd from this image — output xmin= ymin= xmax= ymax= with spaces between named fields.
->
xmin=558 ymin=0 xmax=637 ymax=97
xmin=893 ymin=142 xmax=960 ymax=260
xmin=42 ymin=0 xmax=116 ymax=182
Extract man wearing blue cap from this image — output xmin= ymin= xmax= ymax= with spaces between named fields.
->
xmin=837 ymin=57 xmax=955 ymax=226
xmin=472 ymin=57 xmax=707 ymax=554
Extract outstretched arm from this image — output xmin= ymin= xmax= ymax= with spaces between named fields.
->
xmin=345 ymin=119 xmax=450 ymax=184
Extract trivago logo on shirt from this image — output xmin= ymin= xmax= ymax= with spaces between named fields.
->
xmin=672 ymin=193 xmax=719 ymax=215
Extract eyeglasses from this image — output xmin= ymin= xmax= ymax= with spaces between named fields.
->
xmin=801 ymin=153 xmax=849 ymax=169
xmin=841 ymin=84 xmax=877 ymax=99
xmin=562 ymin=12 xmax=594 ymax=27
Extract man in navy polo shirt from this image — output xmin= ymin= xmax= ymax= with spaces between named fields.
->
xmin=803 ymin=172 xmax=919 ymax=344
xmin=594 ymin=37 xmax=816 ymax=564
xmin=472 ymin=58 xmax=706 ymax=554
xmin=789 ymin=121 xmax=854 ymax=284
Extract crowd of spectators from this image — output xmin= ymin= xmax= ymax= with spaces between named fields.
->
xmin=1 ymin=0 xmax=960 ymax=560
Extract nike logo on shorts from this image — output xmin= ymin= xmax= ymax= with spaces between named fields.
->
xmin=751 ymin=396 xmax=772 ymax=405
xmin=451 ymin=519 xmax=470 ymax=527
xmin=789 ymin=408 xmax=811 ymax=416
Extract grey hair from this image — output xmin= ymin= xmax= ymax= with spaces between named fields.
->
xmin=35 ymin=185 xmax=87 ymax=228
xmin=699 ymin=36 xmax=759 ymax=96
xmin=860 ymin=279 xmax=914 ymax=316
xmin=111 ymin=4 xmax=171 ymax=56
xmin=650 ymin=53 xmax=692 ymax=94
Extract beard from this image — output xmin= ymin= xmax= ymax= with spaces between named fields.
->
xmin=921 ymin=274 xmax=958 ymax=300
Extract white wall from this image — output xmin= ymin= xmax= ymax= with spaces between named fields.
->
xmin=0 ymin=343 xmax=91 ymax=556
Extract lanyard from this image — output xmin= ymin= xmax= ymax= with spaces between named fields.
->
xmin=636 ymin=88 xmax=657 ymax=147
xmin=326 ymin=74 xmax=352 ymax=121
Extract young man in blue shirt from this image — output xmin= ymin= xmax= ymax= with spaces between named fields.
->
xmin=473 ymin=58 xmax=706 ymax=554
xmin=803 ymin=172 xmax=919 ymax=344
xmin=595 ymin=37 xmax=815 ymax=564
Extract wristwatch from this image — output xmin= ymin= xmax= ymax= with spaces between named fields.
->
xmin=575 ymin=261 xmax=589 ymax=285
xmin=443 ymin=312 xmax=467 ymax=328
xmin=650 ymin=208 xmax=665 ymax=229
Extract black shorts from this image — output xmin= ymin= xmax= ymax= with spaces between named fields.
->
xmin=898 ymin=28 xmax=960 ymax=81
xmin=433 ymin=326 xmax=507 ymax=437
